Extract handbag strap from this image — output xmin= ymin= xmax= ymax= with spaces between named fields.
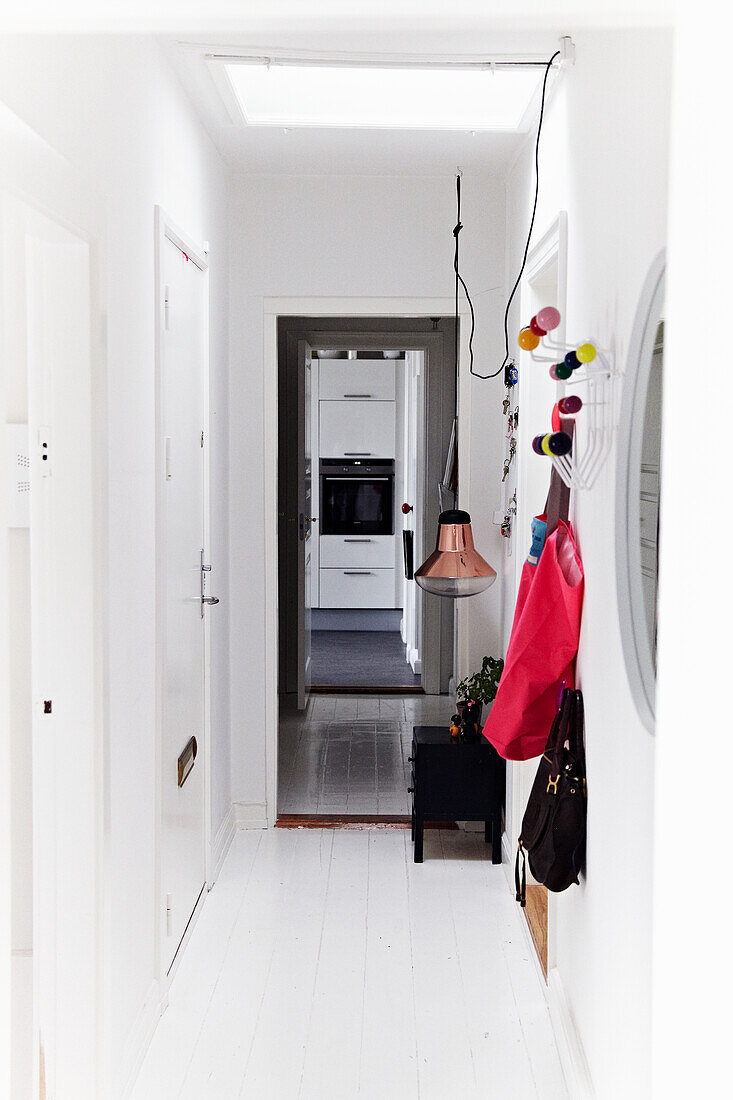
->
xmin=515 ymin=843 xmax=527 ymax=907
xmin=570 ymin=690 xmax=586 ymax=770
xmin=551 ymin=688 xmax=576 ymax=774
xmin=543 ymin=695 xmax=566 ymax=757
xmin=545 ymin=417 xmax=575 ymax=536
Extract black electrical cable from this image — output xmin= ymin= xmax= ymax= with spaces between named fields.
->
xmin=453 ymin=174 xmax=474 ymax=383
xmin=455 ymin=49 xmax=560 ymax=381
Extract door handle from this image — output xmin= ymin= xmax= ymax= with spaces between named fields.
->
xmin=200 ymin=550 xmax=219 ymax=616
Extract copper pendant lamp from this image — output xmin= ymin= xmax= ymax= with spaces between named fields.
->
xmin=415 ymin=510 xmax=496 ymax=599
xmin=413 ymin=174 xmax=496 ymax=598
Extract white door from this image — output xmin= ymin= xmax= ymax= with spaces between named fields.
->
xmin=297 ymin=340 xmax=313 ymax=710
xmin=159 ymin=227 xmax=209 ymax=973
xmin=402 ymin=350 xmax=424 ymax=674
xmin=24 ymin=209 xmax=99 ymax=1100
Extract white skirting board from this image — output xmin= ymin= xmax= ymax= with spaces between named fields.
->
xmin=210 ymin=805 xmax=237 ymax=882
xmin=210 ymin=798 xmax=269 ymax=872
xmin=232 ymin=801 xmax=268 ymax=831
xmin=212 ymin=802 xmax=267 ymax=880
xmin=502 ymin=831 xmax=514 ymax=891
xmin=502 ymin=833 xmax=594 ymax=1099
xmin=118 ymin=979 xmax=161 ymax=1100
xmin=547 ymin=968 xmax=595 ymax=1099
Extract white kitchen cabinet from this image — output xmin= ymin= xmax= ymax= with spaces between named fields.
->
xmin=318 ymin=359 xmax=396 ymax=401
xmin=319 ymin=567 xmax=397 ymax=609
xmin=319 ymin=534 xmax=395 ymax=569
xmin=319 ymin=400 xmax=395 ymax=459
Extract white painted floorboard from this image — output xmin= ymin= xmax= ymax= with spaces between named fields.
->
xmin=131 ymin=828 xmax=568 ymax=1100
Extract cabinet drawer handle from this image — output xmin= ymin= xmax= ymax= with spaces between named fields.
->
xmin=344 ymin=452 xmax=372 ymax=456
xmin=344 ymin=538 xmax=372 ymax=543
xmin=407 ymin=756 xmax=414 ymax=763
xmin=344 ymin=570 xmax=372 ymax=575
xmin=343 ymin=393 xmax=372 ymax=398
xmin=408 ymin=786 xmax=414 ymax=794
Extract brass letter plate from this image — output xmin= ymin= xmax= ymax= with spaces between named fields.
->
xmin=177 ymin=736 xmax=198 ymax=788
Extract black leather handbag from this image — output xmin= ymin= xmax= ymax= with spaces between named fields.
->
xmin=515 ymin=688 xmax=587 ymax=907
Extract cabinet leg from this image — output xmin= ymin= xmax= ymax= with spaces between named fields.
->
xmin=491 ymin=812 xmax=502 ymax=864
xmin=411 ymin=804 xmax=415 ymax=841
xmin=414 ymin=816 xmax=424 ymax=863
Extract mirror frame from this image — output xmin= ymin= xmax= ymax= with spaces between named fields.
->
xmin=616 ymin=249 xmax=665 ymax=733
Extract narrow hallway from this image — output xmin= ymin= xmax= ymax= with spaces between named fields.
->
xmin=5 ymin=13 xmax=710 ymax=1097
xmin=132 ymin=826 xmax=567 ymax=1099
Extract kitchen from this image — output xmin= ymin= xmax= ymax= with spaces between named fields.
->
xmin=311 ymin=348 xmax=418 ymax=689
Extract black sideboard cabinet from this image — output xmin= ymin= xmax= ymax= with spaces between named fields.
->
xmin=409 ymin=725 xmax=505 ymax=864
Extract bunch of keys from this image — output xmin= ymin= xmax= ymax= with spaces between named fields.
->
xmin=500 ymin=491 xmax=517 ymax=538
xmin=502 ymin=438 xmax=517 ymax=481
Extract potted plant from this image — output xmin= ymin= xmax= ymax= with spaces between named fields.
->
xmin=454 ymin=655 xmax=504 ymax=742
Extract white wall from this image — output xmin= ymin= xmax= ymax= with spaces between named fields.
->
xmin=500 ymin=29 xmax=672 ymax=1096
xmin=228 ymin=171 xmax=505 ymax=810
xmin=0 ymin=36 xmax=230 ymax=1093
xmin=456 ymin=188 xmax=509 ymax=676
xmin=654 ymin=1 xmax=732 ymax=1093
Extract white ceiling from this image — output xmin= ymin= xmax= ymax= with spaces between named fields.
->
xmin=159 ymin=2 xmax=673 ymax=177
xmin=2 ymin=0 xmax=675 ymax=35
xmin=163 ymin=29 xmax=566 ymax=177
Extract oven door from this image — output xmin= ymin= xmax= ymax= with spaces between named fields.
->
xmin=321 ymin=474 xmax=394 ymax=535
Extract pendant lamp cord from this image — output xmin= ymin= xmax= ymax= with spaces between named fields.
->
xmin=453 ymin=174 xmax=473 ymax=384
xmin=456 ymin=49 xmax=560 ymax=381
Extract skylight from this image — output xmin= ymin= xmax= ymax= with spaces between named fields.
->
xmin=222 ymin=63 xmax=541 ymax=132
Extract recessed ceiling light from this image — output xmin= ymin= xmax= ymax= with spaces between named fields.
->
xmin=221 ymin=62 xmax=541 ymax=132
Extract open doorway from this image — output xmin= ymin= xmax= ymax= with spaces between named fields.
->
xmin=276 ymin=315 xmax=456 ymax=819
xmin=309 ymin=345 xmax=421 ymax=693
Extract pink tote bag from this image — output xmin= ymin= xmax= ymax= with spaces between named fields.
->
xmin=483 ymin=518 xmax=584 ymax=761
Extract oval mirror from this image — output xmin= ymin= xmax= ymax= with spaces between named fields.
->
xmin=616 ymin=251 xmax=665 ymax=732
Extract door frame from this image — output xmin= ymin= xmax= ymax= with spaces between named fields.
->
xmin=296 ymin=338 xmax=313 ymax=710
xmin=263 ymin=296 xmax=470 ymax=826
xmin=402 ymin=348 xmax=427 ymax=674
xmin=285 ymin=326 xmax=449 ymax=695
xmin=153 ymin=206 xmax=212 ymax=988
xmin=1 ymin=115 xmax=107 ymax=1098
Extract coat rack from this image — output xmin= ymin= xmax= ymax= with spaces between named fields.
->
xmin=518 ymin=307 xmax=617 ymax=491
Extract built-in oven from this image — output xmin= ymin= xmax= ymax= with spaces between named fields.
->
xmin=320 ymin=459 xmax=395 ymax=536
